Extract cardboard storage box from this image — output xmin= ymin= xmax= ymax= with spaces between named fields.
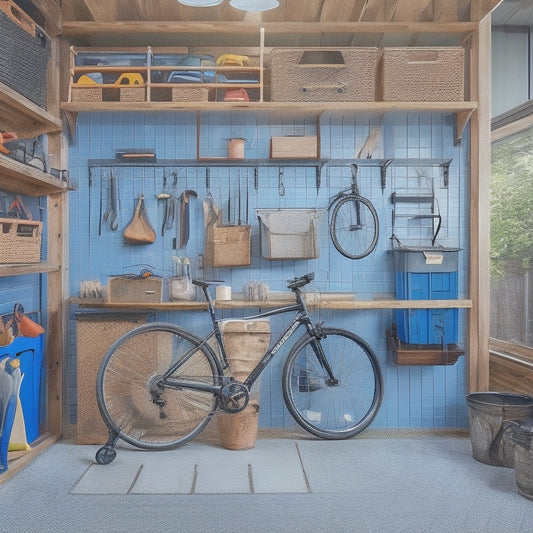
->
xmin=271 ymin=47 xmax=378 ymax=102
xmin=256 ymin=209 xmax=320 ymax=260
xmin=379 ymin=47 xmax=464 ymax=102
xmin=205 ymin=224 xmax=251 ymax=267
xmin=105 ymin=275 xmax=163 ymax=303
xmin=270 ymin=136 xmax=318 ymax=159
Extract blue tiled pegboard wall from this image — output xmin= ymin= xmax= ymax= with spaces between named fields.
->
xmin=67 ymin=110 xmax=470 ymax=430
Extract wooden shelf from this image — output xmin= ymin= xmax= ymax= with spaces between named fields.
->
xmin=0 ymin=82 xmax=62 ymax=139
xmin=0 ymin=262 xmax=61 ymax=278
xmin=61 ymin=101 xmax=476 ymax=145
xmin=72 ymin=297 xmax=472 ymax=311
xmin=0 ymin=154 xmax=70 ymax=196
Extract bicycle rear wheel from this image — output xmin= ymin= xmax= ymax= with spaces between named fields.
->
xmin=330 ymin=195 xmax=379 ymax=259
xmin=282 ymin=327 xmax=383 ymax=439
xmin=96 ymin=322 xmax=220 ymax=450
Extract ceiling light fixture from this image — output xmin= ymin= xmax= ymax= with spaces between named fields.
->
xmin=229 ymin=0 xmax=279 ymax=11
xmin=178 ymin=0 xmax=224 ymax=7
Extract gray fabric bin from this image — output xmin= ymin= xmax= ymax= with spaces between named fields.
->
xmin=257 ymin=209 xmax=320 ymax=260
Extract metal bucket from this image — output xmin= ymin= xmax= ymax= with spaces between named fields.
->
xmin=465 ymin=392 xmax=533 ymax=467
xmin=509 ymin=419 xmax=533 ymax=500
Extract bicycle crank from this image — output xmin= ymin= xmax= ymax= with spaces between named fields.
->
xmin=219 ymin=381 xmax=249 ymax=413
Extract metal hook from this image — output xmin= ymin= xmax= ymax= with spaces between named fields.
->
xmin=278 ymin=168 xmax=285 ymax=196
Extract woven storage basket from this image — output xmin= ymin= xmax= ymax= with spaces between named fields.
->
xmin=0 ymin=4 xmax=50 ymax=108
xmin=0 ymin=218 xmax=42 ymax=263
xmin=75 ymin=312 xmax=149 ymax=444
xmin=172 ymin=86 xmax=209 ymax=102
xmin=119 ymin=87 xmax=146 ymax=102
xmin=71 ymin=87 xmax=103 ymax=103
xmin=380 ymin=47 xmax=464 ymax=102
xmin=271 ymin=47 xmax=378 ymax=102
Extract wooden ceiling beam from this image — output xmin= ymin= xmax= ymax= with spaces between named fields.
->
xmin=61 ymin=20 xmax=477 ymax=37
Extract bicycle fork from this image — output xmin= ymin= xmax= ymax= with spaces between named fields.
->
xmin=307 ymin=324 xmax=338 ymax=386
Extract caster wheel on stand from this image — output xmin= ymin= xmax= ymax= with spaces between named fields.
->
xmin=95 ymin=446 xmax=117 ymax=465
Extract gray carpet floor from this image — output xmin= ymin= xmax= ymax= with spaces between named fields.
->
xmin=0 ymin=430 xmax=531 ymax=533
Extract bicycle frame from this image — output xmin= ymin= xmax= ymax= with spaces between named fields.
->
xmin=160 ymin=284 xmax=335 ymax=397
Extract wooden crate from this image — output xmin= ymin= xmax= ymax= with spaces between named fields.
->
xmin=0 ymin=218 xmax=42 ymax=264
xmin=270 ymin=136 xmax=318 ymax=159
xmin=379 ymin=47 xmax=464 ymax=102
xmin=205 ymin=224 xmax=251 ymax=267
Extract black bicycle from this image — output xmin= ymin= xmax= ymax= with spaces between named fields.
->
xmin=328 ymin=163 xmax=379 ymax=259
xmin=95 ymin=273 xmax=383 ymax=464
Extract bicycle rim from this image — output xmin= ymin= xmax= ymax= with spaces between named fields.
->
xmin=96 ymin=323 xmax=219 ymax=450
xmin=282 ymin=328 xmax=383 ymax=439
xmin=330 ymin=195 xmax=379 ymax=259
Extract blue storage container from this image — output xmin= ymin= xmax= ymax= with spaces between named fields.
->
xmin=0 ymin=357 xmax=21 ymax=473
xmin=393 ymin=247 xmax=459 ymax=345
xmin=0 ymin=334 xmax=44 ymax=443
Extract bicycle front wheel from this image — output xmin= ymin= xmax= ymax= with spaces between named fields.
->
xmin=96 ymin=322 xmax=220 ymax=450
xmin=330 ymin=195 xmax=379 ymax=259
xmin=282 ymin=328 xmax=383 ymax=439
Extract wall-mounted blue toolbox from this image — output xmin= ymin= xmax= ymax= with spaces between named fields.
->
xmin=0 ymin=334 xmax=44 ymax=443
xmin=393 ymin=247 xmax=459 ymax=345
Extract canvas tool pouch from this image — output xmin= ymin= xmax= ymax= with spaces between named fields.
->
xmin=123 ymin=196 xmax=156 ymax=244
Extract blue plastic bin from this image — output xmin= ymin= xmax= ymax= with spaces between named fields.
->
xmin=0 ymin=334 xmax=44 ymax=443
xmin=393 ymin=247 xmax=459 ymax=345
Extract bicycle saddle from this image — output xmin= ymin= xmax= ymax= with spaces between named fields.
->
xmin=192 ymin=279 xmax=225 ymax=288
xmin=287 ymin=272 xmax=315 ymax=290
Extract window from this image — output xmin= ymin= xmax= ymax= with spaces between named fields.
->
xmin=490 ymin=120 xmax=533 ymax=356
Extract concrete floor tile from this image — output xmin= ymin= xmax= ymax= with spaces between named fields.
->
xmin=71 ymin=462 xmax=141 ymax=494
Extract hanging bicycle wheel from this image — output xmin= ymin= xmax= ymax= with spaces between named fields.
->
xmin=96 ymin=322 xmax=220 ymax=450
xmin=282 ymin=328 xmax=383 ymax=439
xmin=329 ymin=195 xmax=379 ymax=259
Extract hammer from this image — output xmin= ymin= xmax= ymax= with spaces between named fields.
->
xmin=179 ymin=190 xmax=197 ymax=249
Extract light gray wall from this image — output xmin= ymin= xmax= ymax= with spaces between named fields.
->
xmin=491 ymin=26 xmax=532 ymax=116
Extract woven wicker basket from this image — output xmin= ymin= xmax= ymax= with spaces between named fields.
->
xmin=172 ymin=86 xmax=209 ymax=102
xmin=0 ymin=218 xmax=42 ymax=263
xmin=75 ymin=312 xmax=149 ymax=444
xmin=0 ymin=5 xmax=50 ymax=108
xmin=71 ymin=87 xmax=103 ymax=103
xmin=271 ymin=47 xmax=378 ymax=102
xmin=379 ymin=47 xmax=464 ymax=102
xmin=119 ymin=87 xmax=146 ymax=102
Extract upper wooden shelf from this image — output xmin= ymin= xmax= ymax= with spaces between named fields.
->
xmin=0 ymin=154 xmax=70 ymax=196
xmin=0 ymin=82 xmax=62 ymax=139
xmin=61 ymin=101 xmax=476 ymax=145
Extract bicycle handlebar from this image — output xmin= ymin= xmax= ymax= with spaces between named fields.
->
xmin=287 ymin=272 xmax=315 ymax=291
